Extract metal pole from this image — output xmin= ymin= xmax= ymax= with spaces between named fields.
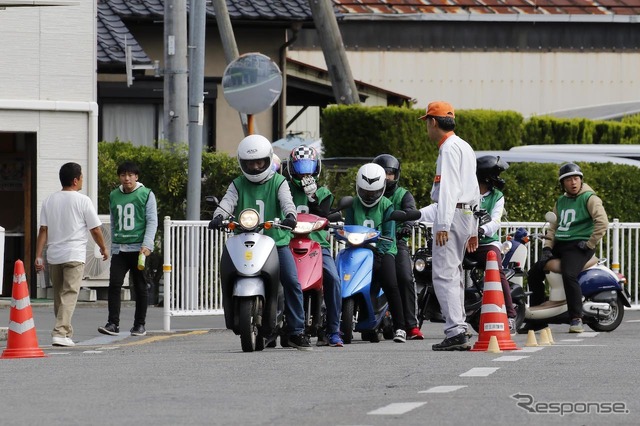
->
xmin=163 ymin=216 xmax=172 ymax=332
xmin=164 ymin=0 xmax=189 ymax=145
xmin=187 ymin=0 xmax=206 ymax=220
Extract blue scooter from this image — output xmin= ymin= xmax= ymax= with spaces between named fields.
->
xmin=332 ymin=208 xmax=419 ymax=344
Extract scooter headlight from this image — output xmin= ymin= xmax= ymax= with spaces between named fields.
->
xmin=500 ymin=240 xmax=512 ymax=255
xmin=414 ymin=258 xmax=426 ymax=272
xmin=239 ymin=209 xmax=260 ymax=230
xmin=293 ymin=220 xmax=325 ymax=234
xmin=347 ymin=232 xmax=365 ymax=245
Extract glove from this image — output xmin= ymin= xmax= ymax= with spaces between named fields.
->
xmin=208 ymin=215 xmax=224 ymax=230
xmin=577 ymin=241 xmax=590 ymax=251
xmin=281 ymin=213 xmax=297 ymax=230
xmin=397 ymin=224 xmax=412 ymax=239
xmin=540 ymin=247 xmax=553 ymax=263
xmin=301 ymin=175 xmax=317 ymax=202
xmin=478 ymin=226 xmax=486 ymax=240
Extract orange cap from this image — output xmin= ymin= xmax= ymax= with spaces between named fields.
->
xmin=419 ymin=101 xmax=455 ymax=120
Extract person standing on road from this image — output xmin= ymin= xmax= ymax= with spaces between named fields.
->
xmin=420 ymin=101 xmax=480 ymax=351
xmin=208 ymin=134 xmax=311 ymax=351
xmin=98 ymin=161 xmax=158 ymax=337
xmin=372 ymin=154 xmax=424 ymax=340
xmin=286 ymin=145 xmax=343 ymax=347
xmin=35 ymin=162 xmax=109 ymax=347
xmin=525 ymin=163 xmax=608 ymax=333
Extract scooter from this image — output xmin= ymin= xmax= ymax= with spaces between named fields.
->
xmin=333 ymin=208 xmax=419 ymax=344
xmin=209 ymin=197 xmax=284 ymax=352
xmin=522 ymin=212 xmax=631 ymax=332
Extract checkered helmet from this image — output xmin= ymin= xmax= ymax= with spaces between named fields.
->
xmin=288 ymin=145 xmax=321 ymax=184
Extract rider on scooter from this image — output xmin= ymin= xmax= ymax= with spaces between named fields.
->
xmin=524 ymin=163 xmax=609 ymax=333
xmin=286 ymin=145 xmax=344 ymax=347
xmin=467 ymin=155 xmax=518 ymax=334
xmin=372 ymin=154 xmax=424 ymax=340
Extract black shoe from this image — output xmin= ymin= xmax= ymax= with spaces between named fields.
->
xmin=130 ymin=324 xmax=147 ymax=336
xmin=516 ymin=322 xmax=548 ymax=335
xmin=98 ymin=323 xmax=119 ymax=336
xmin=432 ymin=332 xmax=471 ymax=351
xmin=288 ymin=334 xmax=312 ymax=351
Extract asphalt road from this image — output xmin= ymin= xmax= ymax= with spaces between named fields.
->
xmin=1 ymin=302 xmax=639 ymax=426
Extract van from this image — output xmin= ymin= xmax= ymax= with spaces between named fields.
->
xmin=474 ymin=150 xmax=640 ymax=168
xmin=509 ymin=144 xmax=640 ymax=162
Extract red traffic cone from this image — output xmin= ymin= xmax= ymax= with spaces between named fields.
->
xmin=1 ymin=260 xmax=46 ymax=359
xmin=471 ymin=251 xmax=519 ymax=352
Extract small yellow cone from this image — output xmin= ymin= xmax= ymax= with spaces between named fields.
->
xmin=525 ymin=330 xmax=538 ymax=347
xmin=487 ymin=335 xmax=502 ymax=353
xmin=538 ymin=328 xmax=551 ymax=346
xmin=545 ymin=327 xmax=555 ymax=344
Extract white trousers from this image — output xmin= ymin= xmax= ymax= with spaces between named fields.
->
xmin=432 ymin=208 xmax=475 ymax=338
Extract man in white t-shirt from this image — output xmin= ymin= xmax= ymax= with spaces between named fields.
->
xmin=35 ymin=162 xmax=108 ymax=347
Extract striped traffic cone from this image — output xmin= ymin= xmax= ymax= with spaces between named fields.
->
xmin=471 ymin=251 xmax=520 ymax=352
xmin=1 ymin=260 xmax=46 ymax=359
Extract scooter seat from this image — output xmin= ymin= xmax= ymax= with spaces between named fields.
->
xmin=544 ymin=255 xmax=598 ymax=274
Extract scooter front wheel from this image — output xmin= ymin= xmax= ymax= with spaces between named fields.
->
xmin=238 ymin=297 xmax=260 ymax=352
xmin=341 ymin=298 xmax=355 ymax=344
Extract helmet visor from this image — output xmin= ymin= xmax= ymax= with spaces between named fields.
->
xmin=358 ymin=187 xmax=384 ymax=206
xmin=240 ymin=157 xmax=270 ymax=176
xmin=291 ymin=158 xmax=318 ymax=176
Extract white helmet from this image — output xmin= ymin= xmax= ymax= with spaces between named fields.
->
xmin=356 ymin=163 xmax=386 ymax=207
xmin=237 ymin=134 xmax=274 ymax=183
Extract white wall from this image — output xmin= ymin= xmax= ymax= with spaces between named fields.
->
xmin=288 ymin=50 xmax=640 ymax=117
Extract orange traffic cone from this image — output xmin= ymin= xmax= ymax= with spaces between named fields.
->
xmin=1 ymin=260 xmax=46 ymax=359
xmin=471 ymin=251 xmax=520 ymax=352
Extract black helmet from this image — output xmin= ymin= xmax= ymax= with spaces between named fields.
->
xmin=476 ymin=155 xmax=509 ymax=190
xmin=558 ymin=163 xmax=583 ymax=182
xmin=372 ymin=154 xmax=401 ymax=196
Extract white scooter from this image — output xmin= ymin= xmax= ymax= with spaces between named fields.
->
xmin=522 ymin=213 xmax=631 ymax=332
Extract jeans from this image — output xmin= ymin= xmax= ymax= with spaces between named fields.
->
xmin=321 ymin=248 xmax=342 ymax=334
xmin=373 ymin=253 xmax=406 ymax=331
xmin=107 ymin=251 xmax=148 ymax=327
xmin=277 ymin=246 xmax=305 ymax=335
xmin=396 ymin=241 xmax=419 ymax=329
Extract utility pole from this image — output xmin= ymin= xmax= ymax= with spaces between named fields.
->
xmin=307 ymin=0 xmax=360 ymax=105
xmin=211 ymin=0 xmax=250 ymax=136
xmin=164 ymin=0 xmax=189 ymax=145
xmin=186 ymin=0 xmax=206 ymax=220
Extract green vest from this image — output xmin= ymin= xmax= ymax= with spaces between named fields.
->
xmin=555 ymin=191 xmax=594 ymax=241
xmin=291 ymin=184 xmax=333 ymax=249
xmin=387 ymin=186 xmax=409 ymax=242
xmin=232 ymin=174 xmax=291 ymax=246
xmin=347 ymin=197 xmax=397 ymax=256
xmin=110 ymin=186 xmax=151 ymax=244
xmin=479 ymin=188 xmax=503 ymax=245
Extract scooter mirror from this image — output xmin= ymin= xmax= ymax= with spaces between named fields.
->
xmin=544 ymin=211 xmax=557 ymax=224
xmin=331 ymin=196 xmax=354 ymax=213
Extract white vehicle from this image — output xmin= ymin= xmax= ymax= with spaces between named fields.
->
xmin=474 ymin=150 xmax=640 ymax=167
xmin=509 ymin=144 xmax=640 ymax=162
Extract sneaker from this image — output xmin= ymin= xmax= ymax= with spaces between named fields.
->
xmin=97 ymin=323 xmax=119 ymax=336
xmin=130 ymin=324 xmax=147 ymax=336
xmin=328 ymin=332 xmax=344 ymax=347
xmin=52 ymin=336 xmax=75 ymax=347
xmin=432 ymin=332 xmax=471 ymax=351
xmin=407 ymin=327 xmax=424 ymax=340
xmin=508 ymin=318 xmax=517 ymax=336
xmin=288 ymin=334 xmax=312 ymax=351
xmin=393 ymin=329 xmax=406 ymax=343
xmin=569 ymin=318 xmax=584 ymax=333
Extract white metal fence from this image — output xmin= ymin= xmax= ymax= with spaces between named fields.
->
xmin=162 ymin=217 xmax=640 ymax=330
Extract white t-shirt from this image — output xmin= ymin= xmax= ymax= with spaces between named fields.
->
xmin=40 ymin=191 xmax=102 ymax=264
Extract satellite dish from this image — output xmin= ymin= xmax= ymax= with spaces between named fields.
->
xmin=222 ymin=53 xmax=283 ymax=115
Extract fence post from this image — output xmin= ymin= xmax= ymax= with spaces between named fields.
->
xmin=611 ymin=218 xmax=620 ymax=273
xmin=163 ymin=216 xmax=172 ymax=332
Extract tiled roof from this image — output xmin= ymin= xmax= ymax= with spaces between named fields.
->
xmin=332 ymin=0 xmax=640 ymax=15
xmin=97 ymin=2 xmax=151 ymax=66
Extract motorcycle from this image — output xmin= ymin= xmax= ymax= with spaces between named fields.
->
xmin=521 ymin=212 xmax=631 ymax=332
xmin=333 ymin=207 xmax=420 ymax=344
xmin=413 ymin=210 xmax=527 ymax=332
xmin=208 ymin=197 xmax=285 ymax=352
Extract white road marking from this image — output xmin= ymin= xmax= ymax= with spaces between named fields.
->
xmin=460 ymin=367 xmax=499 ymax=377
xmin=419 ymin=385 xmax=467 ymax=394
xmin=560 ymin=339 xmax=583 ymax=342
xmin=493 ymin=355 xmax=529 ymax=361
xmin=367 ymin=402 xmax=427 ymax=415
xmin=48 ymin=352 xmax=70 ymax=355
xmin=82 ymin=350 xmax=104 ymax=354
xmin=626 ymin=320 xmax=640 ymax=322
xmin=578 ymin=332 xmax=599 ymax=338
xmin=520 ymin=347 xmax=545 ymax=352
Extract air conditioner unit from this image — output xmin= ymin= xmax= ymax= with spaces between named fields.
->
xmin=83 ymin=214 xmax=111 ymax=286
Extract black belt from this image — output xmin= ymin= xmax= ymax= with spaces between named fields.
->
xmin=455 ymin=203 xmax=472 ymax=209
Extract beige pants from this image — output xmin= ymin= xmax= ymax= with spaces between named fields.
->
xmin=48 ymin=262 xmax=84 ymax=338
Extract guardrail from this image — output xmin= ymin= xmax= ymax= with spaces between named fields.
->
xmin=162 ymin=217 xmax=640 ymax=330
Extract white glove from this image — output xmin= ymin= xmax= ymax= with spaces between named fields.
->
xmin=301 ymin=175 xmax=317 ymax=202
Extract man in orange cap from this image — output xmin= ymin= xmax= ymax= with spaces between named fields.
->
xmin=421 ymin=101 xmax=480 ymax=351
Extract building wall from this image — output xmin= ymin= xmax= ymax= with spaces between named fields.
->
xmin=288 ymin=50 xmax=640 ymax=117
